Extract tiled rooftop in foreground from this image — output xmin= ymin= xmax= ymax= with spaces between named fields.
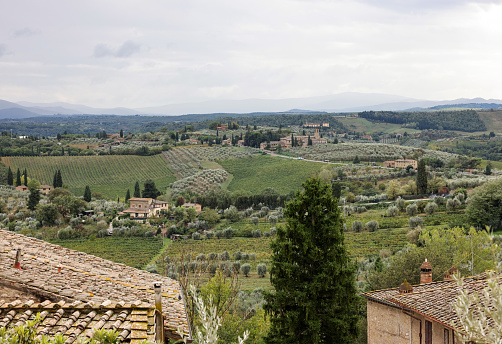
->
xmin=0 ymin=229 xmax=191 ymax=342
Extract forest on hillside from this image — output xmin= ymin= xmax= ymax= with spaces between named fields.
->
xmin=359 ymin=110 xmax=486 ymax=132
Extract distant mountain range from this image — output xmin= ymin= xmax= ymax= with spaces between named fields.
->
xmin=0 ymin=93 xmax=501 ymax=119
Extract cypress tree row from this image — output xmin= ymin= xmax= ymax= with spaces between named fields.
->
xmin=264 ymin=177 xmax=359 ymax=344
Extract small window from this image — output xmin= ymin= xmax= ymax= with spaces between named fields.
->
xmin=444 ymin=329 xmax=449 ymax=344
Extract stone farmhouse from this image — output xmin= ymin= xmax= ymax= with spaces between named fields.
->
xmin=383 ymin=159 xmax=418 ymax=169
xmin=260 ymin=129 xmax=328 ymax=149
xmin=122 ymin=197 xmax=169 ymax=219
xmin=363 ymin=259 xmax=497 ymax=344
xmin=15 ymin=185 xmax=54 ymax=194
xmin=0 ymin=229 xmax=192 ymax=343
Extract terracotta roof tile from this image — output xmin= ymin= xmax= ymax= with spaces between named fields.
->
xmin=0 ymin=300 xmax=155 ymax=342
xmin=0 ymin=229 xmax=191 ymax=340
xmin=362 ymin=273 xmax=500 ymax=331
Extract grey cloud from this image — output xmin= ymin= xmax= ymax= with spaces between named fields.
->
xmin=94 ymin=40 xmax=141 ymax=58
xmin=13 ymin=28 xmax=38 ymax=37
xmin=0 ymin=44 xmax=6 ymax=57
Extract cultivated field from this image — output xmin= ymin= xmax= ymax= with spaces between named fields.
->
xmin=218 ymin=155 xmax=326 ymax=194
xmin=2 ymin=155 xmax=176 ymax=199
xmin=50 ymin=236 xmax=164 ymax=269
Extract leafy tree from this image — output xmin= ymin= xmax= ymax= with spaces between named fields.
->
xmin=485 ymin=161 xmax=493 ymax=175
xmin=331 ymin=181 xmax=342 ymax=200
xmin=367 ymin=227 xmax=496 ymax=290
xmin=241 ymin=263 xmax=251 ymax=277
xmin=133 ymin=180 xmax=141 ymax=198
xmin=27 ymin=187 xmax=41 ymax=211
xmin=53 ymin=195 xmax=86 ymax=217
xmin=83 ymin=185 xmax=92 ymax=202
xmin=119 ymin=129 xmax=124 ymax=138
xmin=47 ymin=187 xmax=71 ymax=202
xmin=353 ymin=155 xmax=360 ymax=164
xmin=224 ymin=206 xmax=241 ymax=222
xmin=7 ymin=167 xmax=13 ymax=185
xmin=125 ymin=189 xmax=131 ymax=203
xmin=264 ymin=177 xmax=359 ymax=344
xmin=36 ymin=203 xmax=59 ymax=226
xmin=199 ymin=208 xmax=220 ymax=228
xmin=142 ymin=179 xmax=160 ymax=198
xmin=176 ymin=196 xmax=185 ymax=207
xmin=466 ymin=178 xmax=502 ymax=231
xmin=16 ymin=168 xmax=21 ymax=186
xmin=416 ymin=159 xmax=427 ymax=194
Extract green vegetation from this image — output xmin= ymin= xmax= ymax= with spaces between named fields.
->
xmin=359 ymin=110 xmax=486 ymax=132
xmin=264 ymin=178 xmax=359 ymax=343
xmin=219 ymin=155 xmax=325 ymax=194
xmin=2 ymin=155 xmax=175 ymax=199
xmin=51 ymin=237 xmax=164 ymax=269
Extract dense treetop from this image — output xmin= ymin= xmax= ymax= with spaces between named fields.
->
xmin=359 ymin=110 xmax=486 ymax=132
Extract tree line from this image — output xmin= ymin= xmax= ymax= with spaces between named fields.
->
xmin=359 ymin=110 xmax=486 ymax=132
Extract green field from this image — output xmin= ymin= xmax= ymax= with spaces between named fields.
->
xmin=161 ymin=228 xmax=408 ymax=291
xmin=219 ymin=155 xmax=325 ymax=194
xmin=50 ymin=237 xmax=164 ymax=269
xmin=2 ymin=155 xmax=176 ymax=199
xmin=337 ymin=117 xmax=420 ymax=134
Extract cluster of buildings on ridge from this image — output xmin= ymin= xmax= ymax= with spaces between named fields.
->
xmin=259 ymin=128 xmax=328 ymax=150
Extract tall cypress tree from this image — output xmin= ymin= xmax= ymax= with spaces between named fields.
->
xmin=57 ymin=170 xmax=63 ymax=188
xmin=83 ymin=186 xmax=92 ymax=202
xmin=27 ymin=188 xmax=41 ymax=211
xmin=416 ymin=159 xmax=427 ymax=194
xmin=125 ymin=189 xmax=131 ymax=203
xmin=133 ymin=181 xmax=141 ymax=198
xmin=23 ymin=169 xmax=27 ymax=183
xmin=7 ymin=167 xmax=13 ymax=186
xmin=16 ymin=168 xmax=21 ymax=186
xmin=264 ymin=177 xmax=359 ymax=344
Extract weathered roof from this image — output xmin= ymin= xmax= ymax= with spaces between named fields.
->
xmin=362 ymin=272 xmax=497 ymax=331
xmin=0 ymin=229 xmax=191 ymax=340
xmin=0 ymin=299 xmax=155 ymax=344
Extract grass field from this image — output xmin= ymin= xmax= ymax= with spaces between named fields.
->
xmin=50 ymin=236 xmax=164 ymax=269
xmin=218 ymin=155 xmax=325 ymax=194
xmin=337 ymin=117 xmax=420 ymax=134
xmin=477 ymin=110 xmax=502 ymax=134
xmin=2 ymin=155 xmax=176 ymax=199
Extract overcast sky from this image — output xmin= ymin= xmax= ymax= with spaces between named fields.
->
xmin=1 ymin=0 xmax=502 ymax=108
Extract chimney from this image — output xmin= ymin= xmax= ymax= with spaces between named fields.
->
xmin=153 ymin=282 xmax=164 ymax=343
xmin=13 ymin=248 xmax=22 ymax=270
xmin=420 ymin=259 xmax=432 ymax=284
xmin=399 ymin=280 xmax=413 ymax=294
xmin=443 ymin=266 xmax=458 ymax=281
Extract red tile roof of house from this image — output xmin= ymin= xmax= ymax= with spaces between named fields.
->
xmin=362 ymin=272 xmax=498 ymax=332
xmin=0 ymin=230 xmax=191 ymax=341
